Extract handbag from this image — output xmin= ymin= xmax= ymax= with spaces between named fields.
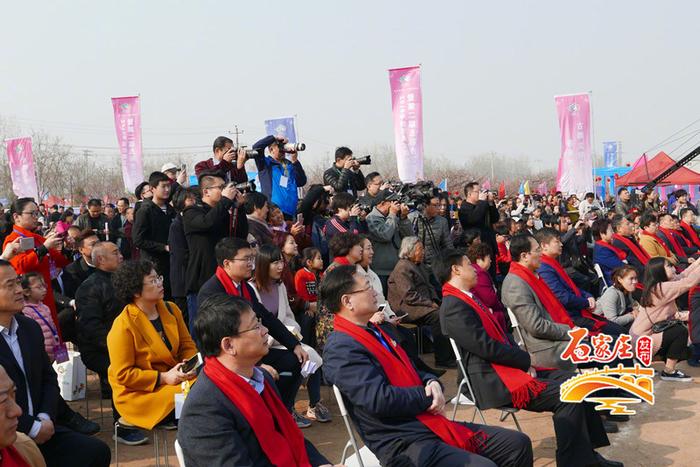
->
xmin=643 ymin=307 xmax=686 ymax=334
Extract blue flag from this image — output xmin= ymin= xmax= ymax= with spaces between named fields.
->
xmin=518 ymin=181 xmax=525 ymax=194
xmin=603 ymin=141 xmax=618 ymax=168
xmin=265 ymin=117 xmax=297 ymax=143
xmin=438 ymin=179 xmax=447 ymax=191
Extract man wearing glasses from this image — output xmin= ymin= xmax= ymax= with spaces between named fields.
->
xmin=409 ymin=193 xmax=453 ymax=267
xmin=198 ymin=238 xmax=308 ymax=416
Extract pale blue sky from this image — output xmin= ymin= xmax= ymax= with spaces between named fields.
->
xmin=2 ymin=0 xmax=700 ymax=169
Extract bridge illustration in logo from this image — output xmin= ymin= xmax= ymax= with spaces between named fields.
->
xmin=560 ymin=364 xmax=654 ymax=415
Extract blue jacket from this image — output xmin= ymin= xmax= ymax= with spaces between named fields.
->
xmin=323 ymin=324 xmax=440 ymax=465
xmin=253 ymin=135 xmax=307 ymax=216
xmin=592 ymin=244 xmax=625 ymax=287
xmin=537 ymin=258 xmax=591 ymax=318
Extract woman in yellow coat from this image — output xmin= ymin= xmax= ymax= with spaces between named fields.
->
xmin=107 ymin=259 xmax=198 ymax=430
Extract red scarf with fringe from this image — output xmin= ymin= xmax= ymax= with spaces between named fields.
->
xmin=215 ymin=266 xmax=252 ymax=301
xmin=508 ymin=262 xmax=575 ymax=328
xmin=595 ymin=240 xmax=626 ymax=261
xmin=539 ymin=255 xmax=607 ymax=331
xmin=681 ymin=222 xmax=700 ymax=249
xmin=204 ymin=357 xmax=310 ymax=466
xmin=442 ymin=283 xmax=547 ymax=408
xmin=332 ymin=256 xmax=352 ymax=266
xmin=658 ymin=227 xmax=687 ymax=258
xmin=333 ymin=314 xmax=486 ymax=453
xmin=641 ymin=230 xmax=672 ymax=257
xmin=612 ymin=233 xmax=650 ymax=265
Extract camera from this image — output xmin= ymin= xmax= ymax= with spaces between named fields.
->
xmin=281 ymin=142 xmax=306 ymax=152
xmin=395 ymin=181 xmax=438 ymax=211
xmin=227 ymin=180 xmax=257 ymax=193
xmin=231 ymin=147 xmax=260 ymax=161
xmin=352 ymin=155 xmax=372 ymax=165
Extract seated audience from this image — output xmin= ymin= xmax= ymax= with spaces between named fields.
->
xmin=657 ymin=213 xmax=698 ymax=260
xmin=107 ymin=260 xmax=198 ymax=430
xmin=388 ymin=237 xmax=454 ymax=368
xmin=436 ymin=250 xmax=619 ymax=467
xmin=638 ymin=213 xmax=681 ymax=265
xmin=631 ymin=257 xmax=700 ymax=382
xmin=501 ymin=234 xmax=575 ymax=370
xmin=678 ymin=208 xmax=700 ymax=249
xmin=0 ymin=260 xmax=110 ymax=467
xmin=321 ymin=265 xmax=534 ymax=467
xmin=611 ymin=214 xmax=648 ymax=278
xmin=245 ymin=192 xmax=274 ymax=247
xmin=197 ymin=237 xmax=308 ymax=414
xmin=178 ymin=295 xmax=332 ymax=466
xmin=592 ymin=218 xmax=627 ymax=288
xmin=594 ymin=265 xmax=639 ymax=330
xmin=248 ymin=245 xmax=329 ymax=427
xmin=60 ymin=229 xmax=98 ymax=298
xmin=466 ymin=243 xmax=508 ymax=331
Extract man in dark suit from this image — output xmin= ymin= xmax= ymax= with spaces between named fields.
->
xmin=178 ymin=294 xmax=330 ymax=466
xmin=0 ymin=259 xmax=110 ymax=467
xmin=610 ymin=214 xmax=647 ymax=278
xmin=322 ymin=265 xmax=533 ymax=467
xmin=198 ymin=237 xmax=307 ymax=417
xmin=435 ymin=250 xmax=621 ymax=467
xmin=60 ymin=229 xmax=98 ymax=298
xmin=459 ymin=182 xmax=500 ymax=276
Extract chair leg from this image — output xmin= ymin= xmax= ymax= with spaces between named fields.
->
xmin=340 ymin=440 xmax=352 ymax=465
xmin=154 ymin=429 xmax=160 ymax=467
xmin=510 ymin=412 xmax=523 ymax=432
xmin=113 ymin=422 xmax=119 ymax=467
xmin=163 ymin=430 xmax=169 ymax=466
xmin=476 ymin=407 xmax=487 ymax=424
xmin=451 ymin=380 xmax=466 ymax=421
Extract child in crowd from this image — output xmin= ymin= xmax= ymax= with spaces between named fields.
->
xmin=21 ymin=272 xmax=68 ymax=363
xmin=294 ymin=247 xmax=324 ymax=349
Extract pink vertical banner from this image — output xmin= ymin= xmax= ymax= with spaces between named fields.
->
xmin=5 ymin=137 xmax=39 ymax=199
xmin=389 ymin=65 xmax=424 ymax=182
xmin=554 ymin=93 xmax=593 ymax=195
xmin=111 ymin=96 xmax=144 ymax=192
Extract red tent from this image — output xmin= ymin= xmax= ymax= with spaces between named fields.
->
xmin=616 ymin=151 xmax=700 ymax=186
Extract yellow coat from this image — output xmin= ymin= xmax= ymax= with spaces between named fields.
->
xmin=638 ymin=233 xmax=678 ymax=265
xmin=107 ymin=300 xmax=197 ymax=429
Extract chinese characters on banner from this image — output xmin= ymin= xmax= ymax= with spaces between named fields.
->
xmin=265 ymin=117 xmax=297 ymax=144
xmin=5 ymin=137 xmax=39 ymax=199
xmin=111 ymin=96 xmax=144 ymax=192
xmin=389 ymin=66 xmax=424 ymax=183
xmin=559 ymin=329 xmax=655 ymax=415
xmin=554 ymin=93 xmax=593 ymax=195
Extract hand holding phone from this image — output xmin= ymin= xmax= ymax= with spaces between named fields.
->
xmin=181 ymin=353 xmax=202 ymax=374
xmin=19 ymin=237 xmax=35 ymax=252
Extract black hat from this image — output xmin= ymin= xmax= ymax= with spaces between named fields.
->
xmin=374 ymin=189 xmax=399 ymax=204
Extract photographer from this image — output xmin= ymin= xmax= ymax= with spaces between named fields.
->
xmin=358 ymin=172 xmax=389 ymax=209
xmin=323 ymin=147 xmax=366 ymax=197
xmin=459 ymin=182 xmax=500 ymax=276
xmin=252 ymin=135 xmax=307 ymax=218
xmin=194 ymin=136 xmax=248 ymax=183
xmin=323 ymin=192 xmax=360 ymax=241
xmin=366 ymin=190 xmax=414 ymax=293
xmin=409 ymin=193 xmax=453 ymax=266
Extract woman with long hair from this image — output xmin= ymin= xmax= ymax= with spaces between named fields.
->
xmin=249 ymin=244 xmax=329 ymax=427
xmin=594 ymin=266 xmax=639 ymax=330
xmin=631 ymin=256 xmax=700 ymax=381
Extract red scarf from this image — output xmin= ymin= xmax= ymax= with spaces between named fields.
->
xmin=539 ymin=255 xmax=606 ymax=330
xmin=0 ymin=445 xmax=30 ymax=467
xmin=332 ymin=256 xmax=352 ymax=266
xmin=215 ymin=266 xmax=252 ymax=301
xmin=442 ymin=283 xmax=547 ymax=408
xmin=681 ymin=222 xmax=700 ymax=248
xmin=334 ymin=314 xmax=486 ymax=453
xmin=658 ymin=227 xmax=686 ymax=258
xmin=641 ymin=230 xmax=672 ymax=257
xmin=508 ymin=262 xmax=575 ymax=328
xmin=594 ymin=240 xmax=626 ymax=261
xmin=612 ymin=233 xmax=650 ymax=265
xmin=203 ymin=357 xmax=310 ymax=467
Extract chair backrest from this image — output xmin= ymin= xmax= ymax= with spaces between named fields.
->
xmin=449 ymin=338 xmax=479 ymax=406
xmin=333 ymin=385 xmax=366 ymax=467
xmin=594 ymin=263 xmax=609 ymax=291
xmin=506 ymin=308 xmax=528 ymax=352
xmin=174 ymin=439 xmax=186 ymax=467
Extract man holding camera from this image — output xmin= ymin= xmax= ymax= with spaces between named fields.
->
xmin=410 ymin=194 xmax=453 ymax=266
xmin=323 ymin=147 xmax=366 ymax=197
xmin=459 ymin=182 xmax=500 ymax=276
xmin=358 ymin=172 xmax=390 ymax=210
xmin=195 ymin=136 xmax=248 ymax=183
xmin=366 ymin=190 xmax=413 ymax=294
xmin=252 ymin=135 xmax=307 ymax=219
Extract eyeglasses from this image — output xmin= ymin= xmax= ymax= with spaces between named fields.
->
xmin=20 ymin=211 xmax=39 ymax=218
xmin=239 ymin=317 xmax=263 ymax=334
xmin=208 ymin=184 xmax=226 ymax=191
xmin=144 ymin=275 xmax=164 ymax=286
xmin=346 ymin=284 xmax=372 ymax=295
xmin=231 ymin=256 xmax=256 ymax=264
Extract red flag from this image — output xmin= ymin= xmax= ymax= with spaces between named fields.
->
xmin=498 ymin=181 xmax=506 ymax=199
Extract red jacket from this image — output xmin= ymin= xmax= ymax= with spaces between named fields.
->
xmin=471 ymin=263 xmax=508 ymax=331
xmin=194 ymin=158 xmax=248 ymax=183
xmin=3 ymin=225 xmax=70 ymax=334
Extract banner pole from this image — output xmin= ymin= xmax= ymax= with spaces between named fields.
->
xmin=588 ymin=91 xmax=598 ymax=200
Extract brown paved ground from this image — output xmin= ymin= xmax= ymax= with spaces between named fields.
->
xmin=69 ymin=359 xmax=700 ymax=466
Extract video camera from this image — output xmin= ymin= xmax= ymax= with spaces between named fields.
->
xmin=351 ymin=155 xmax=372 ymax=165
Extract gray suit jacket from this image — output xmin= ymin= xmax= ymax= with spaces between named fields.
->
xmin=594 ymin=287 xmax=635 ymax=327
xmin=501 ymin=273 xmax=574 ymax=371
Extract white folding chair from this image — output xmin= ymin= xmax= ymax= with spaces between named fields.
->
xmin=174 ymin=439 xmax=186 ymax=467
xmin=332 ymin=385 xmax=382 ymax=467
xmin=506 ymin=308 xmax=528 ymax=353
xmin=594 ymin=263 xmax=609 ymax=291
xmin=449 ymin=338 xmax=523 ymax=432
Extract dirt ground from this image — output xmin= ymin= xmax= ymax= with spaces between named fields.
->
xmin=69 ymin=359 xmax=700 ymax=466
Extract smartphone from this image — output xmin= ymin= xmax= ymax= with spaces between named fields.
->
xmin=180 ymin=163 xmax=186 ymax=171
xmin=296 ymin=213 xmax=304 ymax=224
xmin=19 ymin=237 xmax=34 ymax=252
xmin=380 ymin=304 xmax=397 ymax=321
xmin=181 ymin=353 xmax=202 ymax=373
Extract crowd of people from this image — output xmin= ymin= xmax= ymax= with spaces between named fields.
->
xmin=0 ymin=134 xmax=697 ymax=466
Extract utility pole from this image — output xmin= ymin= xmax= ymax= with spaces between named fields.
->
xmin=229 ymin=125 xmax=244 ymax=148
